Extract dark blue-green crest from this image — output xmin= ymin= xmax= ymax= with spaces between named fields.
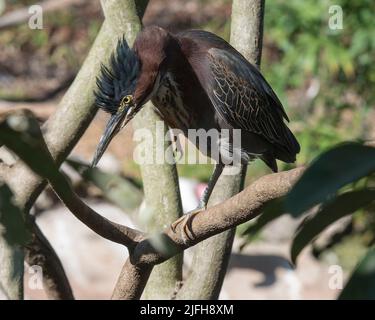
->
xmin=95 ymin=36 xmax=140 ymax=115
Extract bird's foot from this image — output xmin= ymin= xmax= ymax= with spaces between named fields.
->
xmin=171 ymin=206 xmax=206 ymax=244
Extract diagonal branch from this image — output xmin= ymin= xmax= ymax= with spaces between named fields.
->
xmin=132 ymin=166 xmax=305 ymax=266
xmin=0 ymin=162 xmax=9 ymax=177
xmin=4 ymin=0 xmax=148 ymax=213
xmin=0 ymin=110 xmax=144 ymax=249
xmin=113 ymin=166 xmax=305 ymax=299
xmin=25 ymin=222 xmax=74 ymax=300
xmin=1 ymin=108 xmax=305 ymax=299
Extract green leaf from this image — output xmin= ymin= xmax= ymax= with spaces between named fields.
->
xmin=291 ymin=189 xmax=375 ymax=265
xmin=286 ymin=143 xmax=375 ymax=216
xmin=0 ymin=181 xmax=31 ymax=246
xmin=240 ymin=197 xmax=285 ymax=250
xmin=66 ymin=159 xmax=143 ymax=212
xmin=339 ymin=246 xmax=375 ymax=299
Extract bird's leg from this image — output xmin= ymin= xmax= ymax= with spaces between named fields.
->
xmin=171 ymin=163 xmax=225 ymax=243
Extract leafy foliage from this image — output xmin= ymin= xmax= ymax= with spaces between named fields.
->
xmin=265 ymin=0 xmax=375 ymax=102
xmin=286 ymin=143 xmax=375 ymax=216
xmin=339 ymin=246 xmax=375 ymax=299
xmin=291 ymin=189 xmax=375 ymax=264
xmin=263 ymin=0 xmax=375 ymax=166
xmin=241 ymin=141 xmax=375 ymax=297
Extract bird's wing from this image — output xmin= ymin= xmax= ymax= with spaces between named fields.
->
xmin=207 ymin=48 xmax=299 ymax=151
xmin=177 ymin=29 xmax=299 ymax=158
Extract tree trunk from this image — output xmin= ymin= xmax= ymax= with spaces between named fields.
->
xmin=176 ymin=0 xmax=265 ymax=299
xmin=0 ymin=0 xmax=149 ymax=300
xmin=134 ymin=87 xmax=183 ymax=300
xmin=0 ymin=243 xmax=23 ymax=300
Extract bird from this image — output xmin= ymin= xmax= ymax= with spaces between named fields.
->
xmin=92 ymin=25 xmax=300 ymax=242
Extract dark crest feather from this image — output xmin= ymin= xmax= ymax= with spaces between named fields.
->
xmin=95 ymin=36 xmax=140 ymax=115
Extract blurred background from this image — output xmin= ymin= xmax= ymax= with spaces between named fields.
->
xmin=0 ymin=0 xmax=374 ymax=299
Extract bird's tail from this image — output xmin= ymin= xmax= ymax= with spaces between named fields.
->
xmin=274 ymin=125 xmax=300 ymax=163
xmin=260 ymin=153 xmax=278 ymax=172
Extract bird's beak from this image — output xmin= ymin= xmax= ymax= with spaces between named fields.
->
xmin=91 ymin=104 xmax=136 ymax=167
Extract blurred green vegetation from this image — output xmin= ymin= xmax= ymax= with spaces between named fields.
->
xmin=240 ymin=143 xmax=375 ymax=297
xmin=201 ymin=0 xmax=375 ymax=182
xmin=260 ymin=2 xmax=375 ymax=269
xmin=263 ymin=0 xmax=374 ymax=165
xmin=0 ymin=1 xmax=101 ymax=100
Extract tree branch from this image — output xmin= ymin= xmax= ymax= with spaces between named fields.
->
xmin=5 ymin=0 xmax=148 ymax=213
xmin=111 ymin=259 xmax=153 ymax=300
xmin=1 ymin=109 xmax=305 ymax=299
xmin=111 ymin=166 xmax=304 ymax=299
xmin=0 ymin=0 xmax=148 ymax=300
xmin=25 ymin=222 xmax=74 ymax=300
xmin=230 ymin=0 xmax=265 ymax=65
xmin=132 ymin=167 xmax=305 ymax=266
xmin=176 ymin=166 xmax=246 ymax=299
xmin=0 ymin=110 xmax=144 ymax=249
xmin=134 ymin=111 xmax=183 ymax=299
xmin=0 ymin=243 xmax=23 ymax=300
xmin=0 ymin=162 xmax=9 ymax=177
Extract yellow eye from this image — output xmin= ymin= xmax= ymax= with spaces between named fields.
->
xmin=121 ymin=95 xmax=133 ymax=106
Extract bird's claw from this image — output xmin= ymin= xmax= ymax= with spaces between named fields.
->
xmin=171 ymin=207 xmax=205 ymax=244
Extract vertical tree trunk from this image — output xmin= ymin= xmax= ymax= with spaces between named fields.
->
xmin=102 ymin=0 xmax=183 ymax=299
xmin=134 ymin=103 xmax=183 ymax=300
xmin=176 ymin=0 xmax=265 ymax=300
xmin=0 ymin=0 xmax=149 ymax=300
xmin=175 ymin=166 xmax=246 ymax=299
xmin=230 ymin=0 xmax=265 ymax=66
xmin=0 ymin=243 xmax=23 ymax=300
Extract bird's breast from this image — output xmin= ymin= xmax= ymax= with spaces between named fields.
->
xmin=152 ymin=73 xmax=193 ymax=132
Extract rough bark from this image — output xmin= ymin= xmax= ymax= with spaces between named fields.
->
xmin=111 ymin=166 xmax=304 ymax=299
xmin=176 ymin=0 xmax=265 ymax=299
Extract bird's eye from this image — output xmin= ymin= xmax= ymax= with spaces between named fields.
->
xmin=118 ymin=95 xmax=133 ymax=113
xmin=121 ymin=95 xmax=133 ymax=105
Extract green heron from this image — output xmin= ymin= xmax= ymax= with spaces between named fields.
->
xmin=92 ymin=26 xmax=300 ymax=241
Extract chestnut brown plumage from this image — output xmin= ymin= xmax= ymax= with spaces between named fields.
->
xmin=92 ymin=26 xmax=300 ymax=241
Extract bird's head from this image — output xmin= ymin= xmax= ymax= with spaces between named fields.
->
xmin=92 ymin=36 xmax=141 ymax=167
xmin=92 ymin=27 xmax=173 ymax=167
